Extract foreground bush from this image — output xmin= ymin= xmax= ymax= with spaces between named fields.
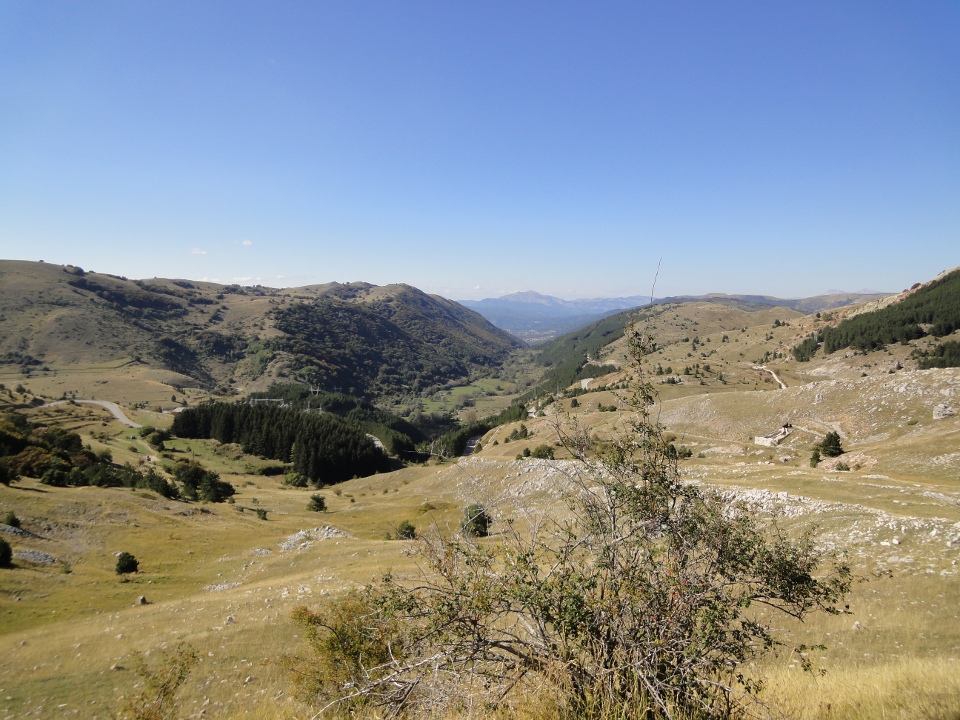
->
xmin=290 ymin=328 xmax=851 ymax=719
xmin=115 ymin=641 xmax=198 ymax=720
xmin=0 ymin=538 xmax=11 ymax=568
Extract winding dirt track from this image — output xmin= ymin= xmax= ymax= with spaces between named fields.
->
xmin=42 ymin=399 xmax=142 ymax=428
xmin=753 ymin=365 xmax=787 ymax=389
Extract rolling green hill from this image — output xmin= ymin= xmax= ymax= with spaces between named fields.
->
xmin=0 ymin=260 xmax=522 ymax=401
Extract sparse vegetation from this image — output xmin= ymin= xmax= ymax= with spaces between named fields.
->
xmin=2 ymin=262 xmax=959 ymax=718
xmin=395 ymin=520 xmax=416 ymax=540
xmin=462 ymin=503 xmax=491 ymax=537
xmin=114 ymin=641 xmax=199 ymax=720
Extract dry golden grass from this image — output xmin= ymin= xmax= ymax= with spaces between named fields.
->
xmin=764 ymin=658 xmax=960 ymax=720
xmin=3 ymin=414 xmax=959 ymax=719
xmin=2 ymin=299 xmax=960 ymax=717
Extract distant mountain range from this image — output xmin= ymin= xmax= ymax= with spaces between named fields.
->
xmin=461 ymin=290 xmax=892 ymax=342
xmin=459 ymin=291 xmax=652 ymax=343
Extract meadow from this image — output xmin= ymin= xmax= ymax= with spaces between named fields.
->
xmin=2 ymin=289 xmax=960 ymax=719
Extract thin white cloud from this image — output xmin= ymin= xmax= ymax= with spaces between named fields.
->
xmin=191 ymin=248 xmax=208 ymax=255
xmin=241 ymin=239 xmax=253 ymax=246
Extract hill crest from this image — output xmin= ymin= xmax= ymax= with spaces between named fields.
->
xmin=0 ymin=260 xmax=522 ymax=400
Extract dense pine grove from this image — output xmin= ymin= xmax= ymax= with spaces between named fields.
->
xmin=171 ymin=402 xmax=391 ymax=485
xmin=172 ymin=381 xmax=533 ymax=472
xmin=821 ymin=268 xmax=960 ymax=353
xmin=247 ymin=385 xmax=426 ymax=456
xmin=915 ymin=340 xmax=960 ymax=369
xmin=792 ymin=333 xmax=822 ymax=362
xmin=528 ymin=309 xmax=642 ymax=401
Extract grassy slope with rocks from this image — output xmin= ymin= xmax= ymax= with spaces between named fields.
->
xmin=2 ymin=268 xmax=960 ymax=718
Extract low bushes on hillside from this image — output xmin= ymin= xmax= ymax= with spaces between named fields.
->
xmin=170 ymin=460 xmax=235 ymax=503
xmin=0 ymin=413 xmax=179 ymax=497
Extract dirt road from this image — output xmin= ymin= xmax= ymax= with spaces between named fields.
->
xmin=43 ymin=399 xmax=142 ymax=428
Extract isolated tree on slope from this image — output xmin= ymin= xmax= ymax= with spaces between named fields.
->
xmin=820 ymin=431 xmax=844 ymax=457
xmin=290 ymin=326 xmax=851 ymax=719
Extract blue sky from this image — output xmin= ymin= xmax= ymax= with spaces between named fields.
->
xmin=1 ymin=2 xmax=957 ymax=300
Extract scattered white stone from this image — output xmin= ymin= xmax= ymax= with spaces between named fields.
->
xmin=205 ymin=582 xmax=241 ymax=592
xmin=14 ymin=550 xmax=57 ymax=565
xmin=279 ymin=526 xmax=351 ymax=552
xmin=934 ymin=404 xmax=955 ymax=420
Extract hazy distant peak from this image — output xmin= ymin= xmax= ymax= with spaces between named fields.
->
xmin=499 ymin=291 xmax=566 ymax=305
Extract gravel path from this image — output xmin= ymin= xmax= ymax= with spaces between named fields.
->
xmin=43 ymin=399 xmax=142 ymax=428
xmin=752 ymin=365 xmax=787 ymax=389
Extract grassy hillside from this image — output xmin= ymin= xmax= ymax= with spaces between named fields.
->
xmin=0 ymin=261 xmax=522 ymax=404
xmin=654 ymin=291 xmax=890 ymax=314
xmin=2 ymin=264 xmax=959 ymax=718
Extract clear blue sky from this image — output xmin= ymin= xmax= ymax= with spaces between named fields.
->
xmin=1 ymin=1 xmax=957 ymax=300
